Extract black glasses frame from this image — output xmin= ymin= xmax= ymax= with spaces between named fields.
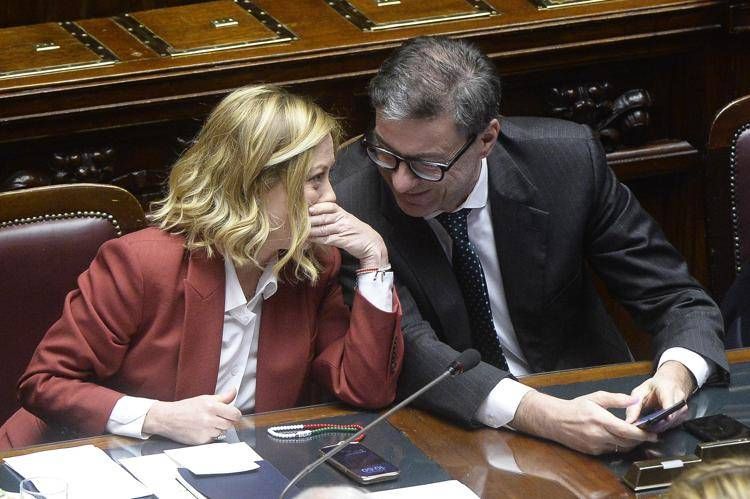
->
xmin=363 ymin=132 xmax=477 ymax=182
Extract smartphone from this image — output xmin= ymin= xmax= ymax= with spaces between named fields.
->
xmin=683 ymin=414 xmax=750 ymax=442
xmin=320 ymin=442 xmax=400 ymax=484
xmin=634 ymin=399 xmax=687 ymax=430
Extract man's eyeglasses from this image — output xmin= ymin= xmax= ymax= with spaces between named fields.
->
xmin=363 ymin=132 xmax=477 ymax=182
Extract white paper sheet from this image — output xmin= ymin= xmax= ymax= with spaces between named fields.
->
xmin=119 ymin=453 xmax=196 ymax=499
xmin=369 ymin=480 xmax=479 ymax=498
xmin=3 ymin=445 xmax=151 ymax=499
xmin=163 ymin=442 xmax=262 ymax=475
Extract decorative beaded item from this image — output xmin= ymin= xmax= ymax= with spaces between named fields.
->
xmin=267 ymin=423 xmax=365 ymax=442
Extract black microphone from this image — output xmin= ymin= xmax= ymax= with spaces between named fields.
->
xmin=448 ymin=348 xmax=481 ymax=375
xmin=278 ymin=349 xmax=481 ymax=498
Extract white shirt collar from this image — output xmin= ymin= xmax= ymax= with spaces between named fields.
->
xmin=427 ymin=158 xmax=489 ymax=219
xmin=223 ymin=256 xmax=279 ymax=313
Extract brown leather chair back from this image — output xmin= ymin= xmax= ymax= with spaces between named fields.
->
xmin=0 ymin=184 xmax=145 ymax=424
xmin=706 ymin=95 xmax=750 ymax=301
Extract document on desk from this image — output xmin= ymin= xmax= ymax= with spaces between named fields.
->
xmin=175 ymin=460 xmax=297 ymax=499
xmin=119 ymin=454 xmax=196 ymax=499
xmin=3 ymin=444 xmax=151 ymax=499
xmin=119 ymin=442 xmax=263 ymax=499
xmin=163 ymin=442 xmax=262 ymax=475
xmin=369 ymin=480 xmax=479 ymax=498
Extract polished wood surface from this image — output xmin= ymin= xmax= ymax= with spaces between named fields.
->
xmin=0 ymin=2 xmax=203 ymax=28
xmin=0 ymin=404 xmax=634 ymax=498
xmin=130 ymin=1 xmax=277 ymax=52
xmin=523 ymin=348 xmax=750 ymax=389
xmin=352 ymin=0 xmax=478 ymax=24
xmin=709 ymin=95 xmax=750 ymax=150
xmin=4 ymin=349 xmax=749 ymax=498
xmin=0 ymin=24 xmax=101 ymax=73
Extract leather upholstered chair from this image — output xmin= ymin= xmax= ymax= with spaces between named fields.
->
xmin=0 ymin=184 xmax=145 ymax=425
xmin=705 ymin=95 xmax=750 ymax=347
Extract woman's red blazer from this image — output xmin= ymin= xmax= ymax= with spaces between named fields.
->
xmin=0 ymin=228 xmax=403 ymax=449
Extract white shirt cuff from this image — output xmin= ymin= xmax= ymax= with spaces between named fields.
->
xmin=105 ymin=396 xmax=158 ymax=439
xmin=356 ymin=271 xmax=394 ymax=313
xmin=474 ymin=378 xmax=535 ymax=429
xmin=658 ymin=347 xmax=714 ymax=388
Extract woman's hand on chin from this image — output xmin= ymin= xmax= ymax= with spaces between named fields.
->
xmin=308 ymin=202 xmax=388 ymax=269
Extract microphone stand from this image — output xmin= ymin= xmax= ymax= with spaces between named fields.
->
xmin=278 ymin=368 xmax=457 ymax=498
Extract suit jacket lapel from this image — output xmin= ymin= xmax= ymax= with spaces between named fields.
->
xmin=380 ymin=184 xmax=474 ymax=348
xmin=377 ymin=139 xmax=550 ymax=356
xmin=487 ymin=144 xmax=549 ymax=327
xmin=175 ymin=250 xmax=225 ymax=400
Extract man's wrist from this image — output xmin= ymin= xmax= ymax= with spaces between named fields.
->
xmin=510 ymin=390 xmax=552 ymax=438
xmin=475 ymin=378 xmax=534 ymax=429
xmin=656 ymin=360 xmax=696 ymax=395
xmin=658 ymin=347 xmax=712 ymax=389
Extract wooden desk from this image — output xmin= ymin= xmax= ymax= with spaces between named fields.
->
xmin=4 ymin=349 xmax=750 ymax=498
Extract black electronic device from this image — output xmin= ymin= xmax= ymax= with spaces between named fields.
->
xmin=683 ymin=414 xmax=750 ymax=442
xmin=320 ymin=442 xmax=400 ymax=484
xmin=634 ymin=399 xmax=687 ymax=430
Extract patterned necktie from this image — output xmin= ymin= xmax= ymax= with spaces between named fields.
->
xmin=437 ymin=208 xmax=509 ymax=371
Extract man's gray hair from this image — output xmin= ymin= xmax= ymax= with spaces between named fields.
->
xmin=369 ymin=36 xmax=501 ymax=135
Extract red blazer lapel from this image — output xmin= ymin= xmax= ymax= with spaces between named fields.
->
xmin=175 ymin=250 xmax=225 ymax=400
xmin=255 ymin=283 xmax=312 ymax=412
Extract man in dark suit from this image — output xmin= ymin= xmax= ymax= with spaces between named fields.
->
xmin=330 ymin=36 xmax=729 ymax=455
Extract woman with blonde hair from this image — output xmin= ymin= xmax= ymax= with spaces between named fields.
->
xmin=0 ymin=85 xmax=403 ymax=448
xmin=669 ymin=457 xmax=750 ymax=498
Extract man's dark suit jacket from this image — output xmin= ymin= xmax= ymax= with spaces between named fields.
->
xmin=332 ymin=117 xmax=729 ymax=426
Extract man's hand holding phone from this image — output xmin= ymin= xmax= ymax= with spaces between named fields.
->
xmin=625 ymin=361 xmax=694 ymax=433
xmin=633 ymin=399 xmax=687 ymax=430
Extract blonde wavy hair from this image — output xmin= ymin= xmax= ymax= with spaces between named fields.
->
xmin=668 ymin=457 xmax=750 ymax=499
xmin=149 ymin=84 xmax=341 ymax=282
